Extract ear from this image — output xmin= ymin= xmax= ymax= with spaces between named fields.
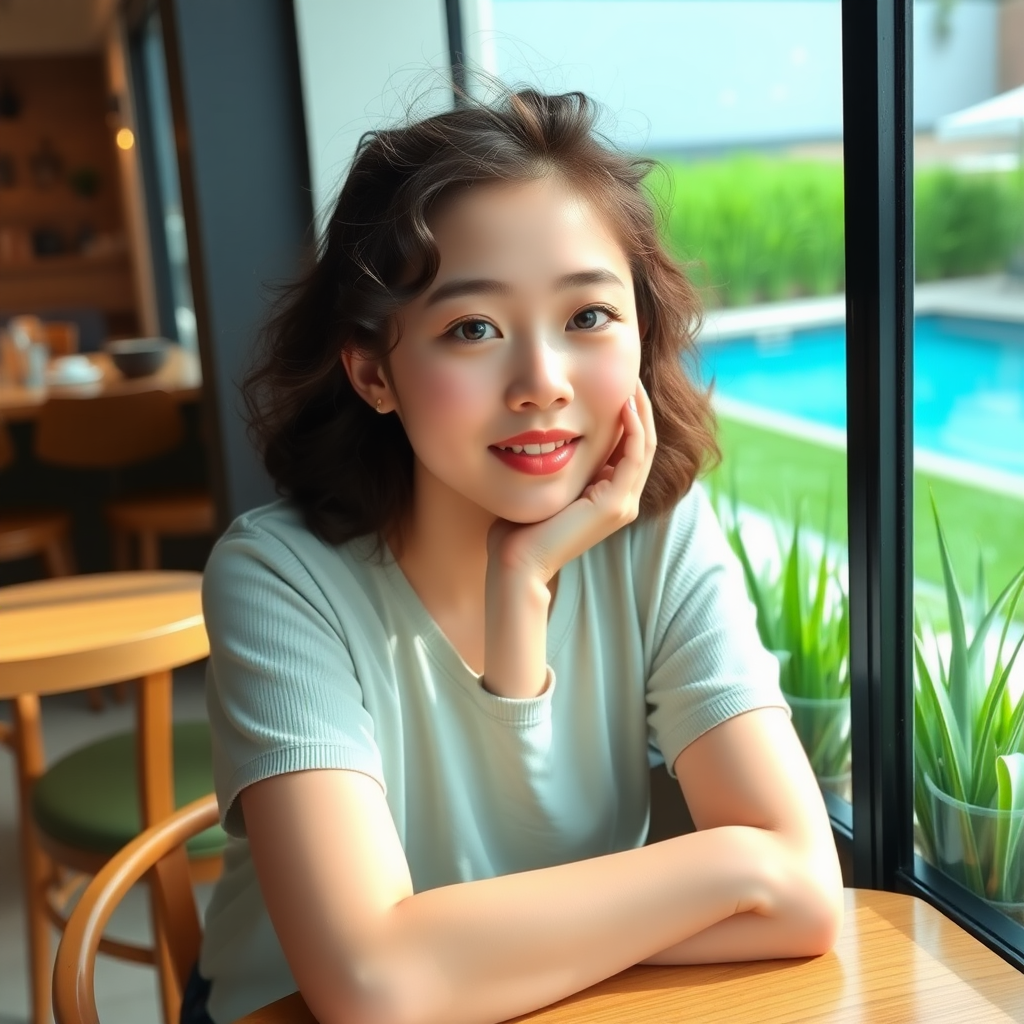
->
xmin=340 ymin=348 xmax=395 ymax=414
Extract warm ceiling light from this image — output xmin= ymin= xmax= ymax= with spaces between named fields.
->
xmin=116 ymin=127 xmax=135 ymax=150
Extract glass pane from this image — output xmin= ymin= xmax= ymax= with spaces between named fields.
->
xmin=482 ymin=0 xmax=851 ymax=807
xmin=910 ymin=0 xmax=1024 ymax=935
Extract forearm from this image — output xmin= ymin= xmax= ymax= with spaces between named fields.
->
xmin=350 ymin=826 xmax=775 ymax=1024
xmin=483 ymin=568 xmax=550 ymax=698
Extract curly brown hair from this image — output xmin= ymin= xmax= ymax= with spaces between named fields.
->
xmin=243 ymin=87 xmax=719 ymax=555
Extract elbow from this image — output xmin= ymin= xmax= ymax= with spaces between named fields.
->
xmin=796 ymin=859 xmax=845 ymax=957
xmin=306 ymin=954 xmax=442 ymax=1024
xmin=767 ymin=837 xmax=844 ymax=958
xmin=802 ymin=882 xmax=844 ymax=956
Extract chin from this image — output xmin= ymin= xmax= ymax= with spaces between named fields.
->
xmin=486 ymin=490 xmax=582 ymax=525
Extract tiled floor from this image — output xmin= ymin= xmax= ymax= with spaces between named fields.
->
xmin=0 ymin=662 xmax=212 ymax=1024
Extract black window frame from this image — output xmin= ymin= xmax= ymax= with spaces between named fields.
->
xmin=841 ymin=0 xmax=1024 ymax=971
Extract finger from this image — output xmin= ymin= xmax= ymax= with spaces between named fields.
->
xmin=635 ymin=379 xmax=657 ymax=447
xmin=609 ymin=391 xmax=648 ymax=484
xmin=601 ymin=384 xmax=658 ymax=506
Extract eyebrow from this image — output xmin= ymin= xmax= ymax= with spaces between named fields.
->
xmin=423 ymin=268 xmax=626 ymax=308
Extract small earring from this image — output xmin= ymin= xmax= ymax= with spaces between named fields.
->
xmin=375 ymin=398 xmax=383 ymax=414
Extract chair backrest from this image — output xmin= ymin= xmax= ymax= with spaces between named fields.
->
xmin=52 ymin=793 xmax=217 ymax=1024
xmin=34 ymin=391 xmax=185 ymax=469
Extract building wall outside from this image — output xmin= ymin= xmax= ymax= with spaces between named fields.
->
xmin=1000 ymin=0 xmax=1024 ymax=89
xmin=484 ymin=0 xmax=999 ymax=151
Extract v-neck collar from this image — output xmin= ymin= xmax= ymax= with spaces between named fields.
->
xmin=378 ymin=539 xmax=580 ymax=693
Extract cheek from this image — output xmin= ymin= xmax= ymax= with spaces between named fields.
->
xmin=580 ymin=344 xmax=640 ymax=414
xmin=400 ymin=361 xmax=489 ymax=436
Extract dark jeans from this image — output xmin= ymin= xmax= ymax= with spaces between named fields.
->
xmin=180 ymin=962 xmax=215 ymax=1024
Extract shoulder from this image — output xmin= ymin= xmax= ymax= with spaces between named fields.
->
xmin=606 ymin=481 xmax=756 ymax=643
xmin=616 ymin=480 xmax=727 ymax=586
xmin=202 ymin=500 xmax=377 ymax=635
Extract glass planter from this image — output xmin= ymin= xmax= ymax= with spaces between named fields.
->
xmin=783 ymin=692 xmax=851 ymax=801
xmin=922 ymin=773 xmax=1024 ymax=925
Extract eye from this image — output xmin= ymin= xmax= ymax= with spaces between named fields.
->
xmin=568 ymin=305 xmax=619 ymax=331
xmin=449 ymin=319 xmax=499 ymax=343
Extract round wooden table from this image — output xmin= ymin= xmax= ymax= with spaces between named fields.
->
xmin=236 ymin=889 xmax=1024 ymax=1023
xmin=0 ymin=570 xmax=208 ymax=697
xmin=0 ymin=570 xmax=209 ymax=1024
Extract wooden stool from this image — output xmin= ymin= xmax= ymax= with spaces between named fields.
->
xmin=0 ymin=421 xmax=77 ymax=577
xmin=33 ymin=390 xmax=217 ymax=571
xmin=0 ymin=571 xmax=223 ymax=1024
xmin=107 ymin=490 xmax=216 ymax=571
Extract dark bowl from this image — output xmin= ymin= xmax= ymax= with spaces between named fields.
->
xmin=105 ymin=338 xmax=171 ymax=379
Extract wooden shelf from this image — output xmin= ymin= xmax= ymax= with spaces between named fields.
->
xmin=0 ymin=250 xmax=136 ymax=314
xmin=0 ymin=250 xmax=131 ymax=277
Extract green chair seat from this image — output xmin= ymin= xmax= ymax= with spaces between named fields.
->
xmin=32 ymin=720 xmax=226 ymax=858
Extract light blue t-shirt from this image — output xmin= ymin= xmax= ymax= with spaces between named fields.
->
xmin=198 ymin=482 xmax=787 ymax=1023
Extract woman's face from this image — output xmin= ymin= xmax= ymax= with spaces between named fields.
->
xmin=384 ymin=175 xmax=642 ymax=525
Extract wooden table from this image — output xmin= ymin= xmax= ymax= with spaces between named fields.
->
xmin=0 ymin=570 xmax=209 ymax=1024
xmin=0 ymin=345 xmax=202 ymax=423
xmin=0 ymin=570 xmax=208 ymax=695
xmin=236 ymin=889 xmax=1024 ymax=1023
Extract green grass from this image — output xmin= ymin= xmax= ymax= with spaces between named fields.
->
xmin=706 ymin=413 xmax=1024 ymax=622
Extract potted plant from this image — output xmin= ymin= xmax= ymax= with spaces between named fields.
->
xmin=914 ymin=495 xmax=1024 ymax=924
xmin=714 ymin=489 xmax=851 ymax=798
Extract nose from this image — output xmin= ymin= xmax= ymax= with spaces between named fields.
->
xmin=504 ymin=329 xmax=574 ymax=411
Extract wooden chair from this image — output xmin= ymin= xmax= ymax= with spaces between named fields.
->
xmin=53 ymin=794 xmax=219 ymax=1024
xmin=33 ymin=390 xmax=216 ymax=570
xmin=0 ymin=420 xmax=76 ymax=577
xmin=0 ymin=571 xmax=224 ymax=1024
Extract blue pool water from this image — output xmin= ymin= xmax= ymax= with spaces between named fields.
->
xmin=698 ymin=315 xmax=1024 ymax=477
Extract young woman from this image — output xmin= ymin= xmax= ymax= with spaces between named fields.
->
xmin=190 ymin=88 xmax=844 ymax=1024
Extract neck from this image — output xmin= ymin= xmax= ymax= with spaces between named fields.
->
xmin=388 ymin=463 xmax=495 ymax=612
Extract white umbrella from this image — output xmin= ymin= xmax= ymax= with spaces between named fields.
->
xmin=936 ymin=85 xmax=1024 ymax=139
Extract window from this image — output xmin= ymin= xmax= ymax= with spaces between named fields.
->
xmin=909 ymin=0 xmax=1024 ymax=945
xmin=477 ymin=0 xmax=854 ymax=816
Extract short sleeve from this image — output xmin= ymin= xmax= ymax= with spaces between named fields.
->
xmin=202 ymin=519 xmax=384 ymax=837
xmin=635 ymin=484 xmax=790 ymax=778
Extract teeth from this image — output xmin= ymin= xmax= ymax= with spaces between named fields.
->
xmin=498 ymin=438 xmax=570 ymax=454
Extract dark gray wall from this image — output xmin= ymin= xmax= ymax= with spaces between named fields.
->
xmin=160 ymin=0 xmax=313 ymax=527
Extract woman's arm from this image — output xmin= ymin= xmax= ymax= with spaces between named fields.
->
xmin=641 ymin=706 xmax=845 ymax=965
xmin=241 ymin=767 xmax=790 ymax=1024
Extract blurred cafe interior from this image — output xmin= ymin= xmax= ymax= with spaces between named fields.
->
xmin=0 ymin=1 xmax=330 ymax=1022
xmin=0 ymin=0 xmax=211 ymax=587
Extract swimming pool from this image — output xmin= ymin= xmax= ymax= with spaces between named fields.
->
xmin=698 ymin=315 xmax=1024 ymax=478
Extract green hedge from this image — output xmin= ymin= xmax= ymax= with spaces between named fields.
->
xmin=644 ymin=156 xmax=1023 ymax=307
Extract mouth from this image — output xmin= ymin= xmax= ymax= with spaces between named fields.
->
xmin=488 ymin=436 xmax=582 ymax=476
xmin=491 ymin=437 xmax=576 ymax=456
